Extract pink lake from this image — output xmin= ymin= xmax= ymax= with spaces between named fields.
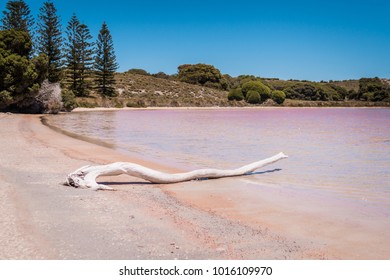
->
xmin=49 ymin=108 xmax=390 ymax=209
xmin=47 ymin=107 xmax=390 ymax=258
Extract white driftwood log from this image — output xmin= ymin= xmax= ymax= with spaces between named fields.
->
xmin=66 ymin=152 xmax=288 ymax=190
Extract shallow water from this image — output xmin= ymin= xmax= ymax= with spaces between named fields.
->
xmin=49 ymin=108 xmax=390 ymax=208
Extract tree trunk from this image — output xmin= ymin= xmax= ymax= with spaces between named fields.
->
xmin=66 ymin=152 xmax=288 ymax=190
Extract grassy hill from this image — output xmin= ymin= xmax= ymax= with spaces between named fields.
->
xmin=75 ymin=72 xmax=242 ymax=108
xmin=72 ymin=73 xmax=389 ymax=109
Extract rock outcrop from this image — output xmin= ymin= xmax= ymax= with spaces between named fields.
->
xmin=16 ymin=80 xmax=63 ymax=114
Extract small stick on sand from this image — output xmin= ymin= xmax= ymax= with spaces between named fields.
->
xmin=66 ymin=152 xmax=288 ymax=190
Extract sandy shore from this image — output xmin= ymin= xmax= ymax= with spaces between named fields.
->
xmin=0 ymin=112 xmax=388 ymax=259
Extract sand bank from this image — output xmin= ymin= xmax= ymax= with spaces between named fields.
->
xmin=0 ymin=113 xmax=388 ymax=259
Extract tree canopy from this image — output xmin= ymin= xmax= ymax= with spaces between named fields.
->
xmin=358 ymin=78 xmax=390 ymax=102
xmin=178 ymin=63 xmax=227 ymax=90
xmin=0 ymin=29 xmax=47 ymax=110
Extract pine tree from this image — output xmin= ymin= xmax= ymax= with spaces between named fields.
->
xmin=94 ymin=22 xmax=118 ymax=96
xmin=64 ymin=14 xmax=80 ymax=94
xmin=77 ymin=23 xmax=94 ymax=96
xmin=37 ymin=1 xmax=63 ymax=83
xmin=1 ymin=0 xmax=34 ymax=34
xmin=0 ymin=29 xmax=48 ymax=111
xmin=64 ymin=14 xmax=94 ymax=96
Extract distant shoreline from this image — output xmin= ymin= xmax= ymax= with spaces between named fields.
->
xmin=70 ymin=104 xmax=390 ymax=113
xmin=69 ymin=97 xmax=390 ymax=113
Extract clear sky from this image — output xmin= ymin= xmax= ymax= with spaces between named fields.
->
xmin=3 ymin=0 xmax=390 ymax=81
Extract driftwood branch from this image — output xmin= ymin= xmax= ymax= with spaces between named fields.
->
xmin=66 ymin=152 xmax=288 ymax=190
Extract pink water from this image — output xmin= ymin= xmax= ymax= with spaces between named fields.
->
xmin=49 ymin=108 xmax=390 ymax=209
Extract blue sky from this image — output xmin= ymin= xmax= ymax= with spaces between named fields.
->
xmin=2 ymin=0 xmax=390 ymax=81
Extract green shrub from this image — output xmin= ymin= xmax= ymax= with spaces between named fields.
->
xmin=358 ymin=78 xmax=389 ymax=101
xmin=271 ymin=90 xmax=286 ymax=104
xmin=177 ymin=63 xmax=225 ymax=89
xmin=259 ymin=88 xmax=272 ymax=103
xmin=238 ymin=75 xmax=257 ymax=87
xmin=373 ymin=88 xmax=390 ymax=102
xmin=0 ymin=90 xmax=12 ymax=105
xmin=228 ymin=88 xmax=244 ymax=101
xmin=126 ymin=68 xmax=150 ymax=76
xmin=152 ymin=72 xmax=171 ymax=80
xmin=284 ymin=83 xmax=327 ymax=101
xmin=347 ymin=89 xmax=358 ymax=100
xmin=114 ymin=101 xmax=124 ymax=108
xmin=362 ymin=92 xmax=375 ymax=101
xmin=126 ymin=101 xmax=137 ymax=107
xmin=76 ymin=100 xmax=96 ymax=108
xmin=327 ymin=84 xmax=348 ymax=100
xmin=246 ymin=90 xmax=261 ymax=104
xmin=204 ymin=81 xmax=222 ymax=89
xmin=0 ymin=29 xmax=48 ymax=110
xmin=126 ymin=100 xmax=146 ymax=108
xmin=241 ymin=81 xmax=271 ymax=100
xmin=61 ymin=89 xmax=76 ymax=111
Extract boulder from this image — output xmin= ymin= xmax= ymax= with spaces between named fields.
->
xmin=34 ymin=80 xmax=63 ymax=114
xmin=16 ymin=80 xmax=63 ymax=114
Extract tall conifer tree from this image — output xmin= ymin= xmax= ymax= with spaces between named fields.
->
xmin=1 ymin=0 xmax=34 ymax=33
xmin=94 ymin=22 xmax=118 ymax=96
xmin=1 ymin=0 xmax=34 ymax=56
xmin=64 ymin=14 xmax=80 ymax=94
xmin=64 ymin=15 xmax=94 ymax=96
xmin=37 ymin=1 xmax=63 ymax=82
xmin=77 ymin=23 xmax=94 ymax=96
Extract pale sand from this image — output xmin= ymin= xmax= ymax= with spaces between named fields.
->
xmin=0 ymin=113 xmax=388 ymax=259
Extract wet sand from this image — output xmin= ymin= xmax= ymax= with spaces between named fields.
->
xmin=0 ymin=112 xmax=388 ymax=259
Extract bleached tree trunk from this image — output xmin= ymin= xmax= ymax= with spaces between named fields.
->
xmin=66 ymin=152 xmax=288 ymax=190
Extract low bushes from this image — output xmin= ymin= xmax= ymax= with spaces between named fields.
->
xmin=228 ymin=80 xmax=285 ymax=105
xmin=271 ymin=90 xmax=286 ymax=104
xmin=246 ymin=90 xmax=261 ymax=104
xmin=228 ymin=88 xmax=244 ymax=101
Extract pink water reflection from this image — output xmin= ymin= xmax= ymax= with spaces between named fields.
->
xmin=50 ymin=108 xmax=390 ymax=207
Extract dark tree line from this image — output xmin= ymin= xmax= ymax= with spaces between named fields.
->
xmin=1 ymin=0 xmax=119 ymax=110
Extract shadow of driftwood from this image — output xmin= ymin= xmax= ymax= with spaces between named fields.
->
xmin=196 ymin=168 xmax=283 ymax=181
xmin=98 ymin=181 xmax=155 ymax=186
xmin=246 ymin=168 xmax=282 ymax=176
